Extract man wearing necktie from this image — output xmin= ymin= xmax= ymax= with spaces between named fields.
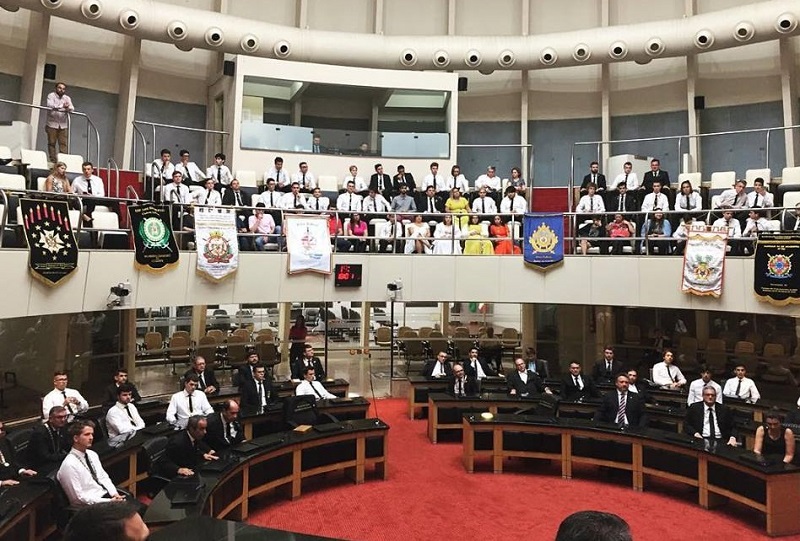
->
xmin=450 ymin=364 xmax=477 ymax=397
xmin=205 ymin=399 xmax=244 ymax=450
xmin=463 ymin=347 xmax=498 ymax=380
xmin=562 ymin=362 xmax=599 ymax=400
xmin=162 ymin=415 xmax=218 ymax=478
xmin=685 ymin=387 xmax=737 ymax=445
xmin=594 ymin=373 xmax=647 ymax=428
xmin=206 ymin=153 xmax=231 ymax=189
xmin=105 ymin=384 xmax=145 ymax=438
xmin=42 ymin=371 xmax=88 ymax=423
xmin=580 ymin=161 xmax=607 ymax=196
xmin=642 ymin=158 xmax=671 ymax=193
xmin=166 ymin=375 xmax=213 ymax=428
xmin=183 ymin=356 xmax=220 ymax=396
xmin=722 ymin=364 xmax=761 ymax=403
xmin=222 ymin=179 xmax=251 ymax=249
xmin=57 ymin=420 xmax=126 ymax=505
xmin=0 ymin=419 xmax=38 ymax=487
xmin=29 ymin=406 xmax=69 ymax=473
xmin=295 ymin=366 xmax=336 ymax=400
xmin=312 ymin=135 xmax=324 ymax=154
xmin=291 ymin=345 xmax=327 ymax=380
xmin=240 ymin=364 xmax=273 ymax=409
xmin=652 ymin=350 xmax=686 ymax=390
xmin=592 ymin=347 xmax=623 ymax=384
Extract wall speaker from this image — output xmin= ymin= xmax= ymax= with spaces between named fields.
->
xmin=694 ymin=96 xmax=705 ymax=110
xmin=223 ymin=60 xmax=235 ymax=77
xmin=457 ymin=77 xmax=468 ymax=91
xmin=43 ymin=63 xmax=57 ymax=81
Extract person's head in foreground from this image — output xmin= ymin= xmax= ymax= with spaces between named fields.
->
xmin=555 ymin=510 xmax=632 ymax=541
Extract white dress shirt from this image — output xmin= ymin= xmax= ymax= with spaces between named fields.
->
xmin=610 ymin=172 xmax=639 ymax=191
xmin=280 ymin=192 xmax=306 ymax=210
xmin=702 ymin=405 xmax=722 ymax=438
xmin=362 ymin=194 xmax=391 ymax=213
xmin=430 ymin=361 xmax=448 ymax=378
xmin=471 ymin=196 xmax=498 ymax=215
xmin=57 ymin=448 xmax=119 ymax=505
xmin=378 ymin=220 xmax=402 ymax=241
xmin=150 ymin=160 xmax=175 ymax=184
xmin=162 ymin=182 xmax=192 ymax=204
xmin=422 ymin=174 xmax=447 ymax=192
xmin=576 ymin=194 xmax=606 ymax=214
xmin=640 ymin=192 xmax=671 ymax=212
xmin=265 ymin=167 xmax=290 ymax=188
xmin=673 ymin=221 xmax=705 ymax=239
xmin=742 ymin=217 xmax=776 ymax=237
xmin=687 ymin=378 xmax=722 ymax=405
xmin=342 ymin=175 xmax=368 ymax=192
xmin=712 ymin=217 xmax=742 ymax=238
xmin=175 ymin=162 xmax=206 ymax=184
xmin=305 ymin=195 xmax=330 ymax=212
xmin=105 ymin=401 xmax=146 ymax=438
xmin=474 ymin=174 xmax=501 ymax=191
xmin=198 ymin=189 xmax=222 ymax=206
xmin=292 ymin=171 xmax=317 ymax=190
xmin=71 ymin=175 xmax=106 ymax=197
xmin=722 ymin=377 xmax=760 ymax=402
xmin=675 ymin=191 xmax=703 ymax=211
xmin=746 ymin=190 xmax=774 ymax=208
xmin=445 ymin=174 xmax=470 ymax=193
xmin=166 ymin=390 xmax=213 ymax=428
xmin=261 ymin=189 xmax=281 ymax=209
xmin=652 ymin=362 xmax=686 ymax=387
xmin=716 ymin=188 xmax=748 ymax=209
xmin=499 ymin=195 xmax=527 ymax=214
xmin=336 ymin=192 xmax=363 ymax=212
xmin=468 ymin=359 xmax=487 ymax=379
xmin=295 ymin=380 xmax=336 ymax=400
xmin=206 ymin=164 xmax=233 ymax=186
xmin=42 ymin=387 xmax=88 ymax=422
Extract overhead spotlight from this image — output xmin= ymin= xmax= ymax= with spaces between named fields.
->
xmin=465 ymin=50 xmax=482 ymax=68
xmin=775 ymin=13 xmax=798 ymax=34
xmin=80 ymin=0 xmax=102 ymax=19
xmin=432 ymin=50 xmax=450 ymax=68
xmin=205 ymin=27 xmax=224 ymax=47
xmin=540 ymin=47 xmax=557 ymax=66
xmin=167 ymin=20 xmax=187 ymax=41
xmin=498 ymin=50 xmax=515 ymax=68
xmin=572 ymin=43 xmax=591 ymax=62
xmin=119 ymin=10 xmax=139 ymax=30
xmin=733 ymin=21 xmax=755 ymax=42
xmin=240 ymin=34 xmax=259 ymax=53
xmin=609 ymin=41 xmax=628 ymax=60
xmin=400 ymin=49 xmax=417 ymax=67
xmin=645 ymin=38 xmax=664 ymax=57
xmin=274 ymin=40 xmax=291 ymax=58
xmin=694 ymin=29 xmax=714 ymax=49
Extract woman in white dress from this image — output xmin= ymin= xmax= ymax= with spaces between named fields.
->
xmin=404 ymin=214 xmax=432 ymax=254
xmin=432 ymin=214 xmax=462 ymax=255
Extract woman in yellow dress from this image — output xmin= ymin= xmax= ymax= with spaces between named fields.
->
xmin=463 ymin=214 xmax=494 ymax=255
xmin=444 ymin=187 xmax=470 ymax=228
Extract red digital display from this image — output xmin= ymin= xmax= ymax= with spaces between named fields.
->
xmin=334 ymin=264 xmax=362 ymax=287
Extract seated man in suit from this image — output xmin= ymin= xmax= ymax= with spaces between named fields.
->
xmin=592 ymin=346 xmax=623 ymax=384
xmin=684 ymin=386 xmax=737 ymax=446
xmin=291 ymin=344 xmax=326 ymax=381
xmin=205 ymin=399 xmax=243 ymax=450
xmin=420 ymin=185 xmax=443 ymax=219
xmin=652 ymin=349 xmax=686 ymax=390
xmin=29 ymin=406 xmax=69 ymax=473
xmin=183 ymin=356 xmax=219 ymax=396
xmin=422 ymin=351 xmax=452 ymax=379
xmin=607 ymin=182 xmax=637 ymax=216
xmin=508 ymin=357 xmax=552 ymax=398
xmin=580 ymin=161 xmax=607 ymax=196
xmin=0 ymin=419 xmax=38 ymax=487
xmin=232 ymin=348 xmax=260 ymax=388
xmin=524 ymin=347 xmax=550 ymax=378
xmin=296 ymin=366 xmax=337 ymax=400
xmin=161 ymin=415 xmax=218 ymax=478
xmin=102 ymin=369 xmax=142 ymax=409
xmin=625 ymin=369 xmax=649 ymax=403
xmin=450 ymin=363 xmax=478 ymax=397
xmin=594 ymin=373 xmax=647 ymax=428
xmin=463 ymin=347 xmax=497 ymax=380
xmin=641 ymin=158 xmax=670 ymax=193
xmin=561 ymin=362 xmax=600 ymax=400
xmin=240 ymin=363 xmax=273 ymax=409
xmin=782 ymin=202 xmax=800 ymax=231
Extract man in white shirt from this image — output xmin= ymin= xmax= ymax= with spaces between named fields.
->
xmin=422 ymin=162 xmax=445 ymax=193
xmin=280 ymin=182 xmax=306 ymax=210
xmin=57 ymin=420 xmax=124 ymax=506
xmin=295 ymin=366 xmax=336 ymax=400
xmin=652 ymin=350 xmax=686 ymax=389
xmin=499 ymin=186 xmax=527 ymax=214
xmin=174 ymin=149 xmax=206 ymax=199
xmin=105 ymin=384 xmax=145 ymax=438
xmin=446 ymin=165 xmax=470 ymax=194
xmin=377 ymin=213 xmax=403 ymax=253
xmin=261 ymin=178 xmax=282 ymax=210
xmin=166 ymin=375 xmax=213 ymax=428
xmin=471 ymin=188 xmax=498 ymax=216
xmin=463 ymin=347 xmax=497 ymax=380
xmin=715 ymin=180 xmax=748 ymax=209
xmin=609 ymin=162 xmax=639 ymax=192
xmin=304 ymin=187 xmax=330 ymax=212
xmin=712 ymin=209 xmax=743 ymax=256
xmin=45 ymin=81 xmax=74 ymax=162
xmin=474 ymin=166 xmax=502 ymax=193
xmin=362 ymin=188 xmax=391 ymax=214
xmin=746 ymin=177 xmax=773 ymax=208
xmin=742 ymin=209 xmax=775 ymax=238
xmin=150 ymin=149 xmax=174 ymax=197
xmin=198 ymin=178 xmax=222 ymax=206
xmin=722 ymin=364 xmax=760 ymax=403
xmin=336 ymin=181 xmax=363 ymax=212
xmin=206 ymin=153 xmax=233 ymax=188
xmin=292 ymin=161 xmax=316 ymax=192
xmin=342 ymin=165 xmax=368 ymax=193
xmin=687 ymin=366 xmax=723 ymax=405
xmin=162 ymin=171 xmax=194 ymax=231
xmin=265 ymin=156 xmax=290 ymax=191
xmin=575 ymin=183 xmax=605 ymax=214
xmin=640 ymin=180 xmax=671 ymax=212
xmin=71 ymin=161 xmax=107 ymax=227
xmin=43 ymin=371 xmax=88 ymax=423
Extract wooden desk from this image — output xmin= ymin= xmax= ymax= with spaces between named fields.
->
xmin=406 ymin=376 xmax=508 ymax=419
xmin=462 ymin=415 xmax=800 ymax=537
xmin=0 ymin=484 xmax=57 ymax=541
xmin=238 ymin=397 xmax=371 ymax=440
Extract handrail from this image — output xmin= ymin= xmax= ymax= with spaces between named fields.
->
xmin=131 ymin=123 xmax=147 ymax=176
xmin=106 ymin=157 xmax=120 ymax=198
xmin=456 ymin=143 xmax=534 ymax=192
xmin=126 ymin=185 xmax=140 ymax=201
xmin=0 ymin=189 xmax=9 ymax=248
xmin=132 ymin=120 xmax=229 ymax=136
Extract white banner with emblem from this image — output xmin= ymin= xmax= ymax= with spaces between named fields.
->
xmin=681 ymin=225 xmax=728 ymax=297
xmin=285 ymin=214 xmax=332 ymax=275
xmin=195 ymin=207 xmax=239 ymax=282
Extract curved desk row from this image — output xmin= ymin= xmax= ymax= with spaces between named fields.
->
xmin=145 ymin=418 xmax=389 ymax=526
xmin=462 ymin=415 xmax=800 ymax=537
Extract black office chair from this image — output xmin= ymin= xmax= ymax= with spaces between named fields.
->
xmin=515 ymin=393 xmax=559 ymax=419
xmin=282 ymin=395 xmax=339 ymax=429
xmin=7 ymin=427 xmax=34 ymax=469
xmin=139 ymin=435 xmax=171 ymax=496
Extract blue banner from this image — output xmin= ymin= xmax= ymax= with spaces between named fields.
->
xmin=523 ymin=213 xmax=564 ymax=271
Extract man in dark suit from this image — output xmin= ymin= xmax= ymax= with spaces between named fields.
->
xmin=160 ymin=415 xmax=218 ymax=478
xmin=221 ymin=178 xmax=252 ymax=249
xmin=240 ymin=364 xmax=272 ymax=409
xmin=684 ymin=386 xmax=737 ymax=445
xmin=422 ymin=351 xmax=452 ymax=379
xmin=592 ymin=346 xmax=624 ymax=384
xmin=29 ymin=406 xmax=69 ymax=473
xmin=626 ymin=369 xmax=649 ymax=403
xmin=594 ymin=373 xmax=648 ymax=428
xmin=580 ymin=161 xmax=607 ymax=196
xmin=782 ymin=202 xmax=800 ymax=231
xmin=311 ymin=134 xmax=327 ymax=154
xmin=463 ymin=347 xmax=497 ymax=380
xmin=524 ymin=347 xmax=550 ymax=378
xmin=507 ymin=357 xmax=552 ymax=397
xmin=419 ymin=185 xmax=444 ymax=218
xmin=561 ymin=362 xmax=600 ymax=400
xmin=393 ymin=165 xmax=416 ymax=193
xmin=232 ymin=348 xmax=260 ymax=388
xmin=449 ymin=363 xmax=479 ymax=397
xmin=290 ymin=344 xmax=326 ymax=381
xmin=205 ymin=399 xmax=243 ymax=450
xmin=641 ymin=158 xmax=671 ymax=193
xmin=369 ymin=163 xmax=393 ymax=200
xmin=183 ymin=356 xmax=219 ymax=396
xmin=102 ymin=368 xmax=143 ymax=409
xmin=607 ymin=182 xmax=638 ymax=217
xmin=0 ymin=419 xmax=38 ymax=485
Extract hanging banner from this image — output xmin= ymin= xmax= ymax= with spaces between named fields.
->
xmin=682 ymin=226 xmax=727 ymax=298
xmin=20 ymin=198 xmax=79 ymax=286
xmin=523 ymin=213 xmax=563 ymax=271
xmin=195 ymin=207 xmax=239 ymax=282
xmin=285 ymin=214 xmax=332 ymax=275
xmin=754 ymin=231 xmax=800 ymax=305
xmin=128 ymin=202 xmax=179 ymax=273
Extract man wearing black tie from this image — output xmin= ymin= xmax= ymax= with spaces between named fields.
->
xmin=580 ymin=161 xmax=607 ymax=196
xmin=594 ymin=373 xmax=647 ymax=428
xmin=449 ymin=363 xmax=478 ymax=397
xmin=421 ymin=185 xmax=444 ymax=220
xmin=369 ymin=163 xmax=394 ymax=199
xmin=684 ymin=387 xmax=737 ymax=445
xmin=561 ymin=362 xmax=600 ymax=400
xmin=240 ymin=364 xmax=272 ymax=409
xmin=291 ymin=344 xmax=327 ymax=381
xmin=394 ymin=165 xmax=416 ymax=192
xmin=311 ymin=134 xmax=326 ymax=154
xmin=0 ymin=418 xmax=38 ymax=486
xmin=221 ymin=178 xmax=252 ymax=250
xmin=205 ymin=400 xmax=243 ymax=450
xmin=183 ymin=356 xmax=219 ymax=396
xmin=42 ymin=371 xmax=88 ymax=423
xmin=508 ymin=357 xmax=551 ymax=397
xmin=592 ymin=346 xmax=623 ymax=384
xmin=609 ymin=182 xmax=637 ymax=217
xmin=161 ymin=415 xmax=218 ymax=478
xmin=641 ymin=158 xmax=671 ymax=193
xmin=295 ymin=366 xmax=336 ymax=400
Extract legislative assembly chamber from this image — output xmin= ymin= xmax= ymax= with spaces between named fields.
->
xmin=1 ymin=0 xmax=800 ymax=540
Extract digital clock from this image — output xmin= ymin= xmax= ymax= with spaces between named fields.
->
xmin=334 ymin=264 xmax=363 ymax=287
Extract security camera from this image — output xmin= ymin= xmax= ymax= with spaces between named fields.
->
xmin=387 ymin=283 xmax=399 ymax=291
xmin=110 ymin=282 xmax=130 ymax=297
xmin=108 ymin=280 xmax=132 ymax=308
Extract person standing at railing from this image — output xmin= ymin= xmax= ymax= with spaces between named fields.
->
xmin=45 ymin=82 xmax=74 ymax=163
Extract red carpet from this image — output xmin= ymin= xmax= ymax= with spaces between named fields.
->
xmin=248 ymin=398 xmax=800 ymax=541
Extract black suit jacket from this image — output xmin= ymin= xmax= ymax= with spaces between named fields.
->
xmin=525 ymin=359 xmax=550 ymax=378
xmin=507 ymin=370 xmax=545 ymax=396
xmin=28 ymin=423 xmax=68 ymax=473
xmin=684 ymin=401 xmax=736 ymax=440
xmin=232 ymin=363 xmax=255 ymax=388
xmin=0 ymin=439 xmax=22 ymax=481
xmin=594 ymin=391 xmax=648 ymax=428
xmin=782 ymin=213 xmax=800 ymax=232
xmin=642 ymin=170 xmax=671 ymax=191
xmin=369 ymin=173 xmax=393 ymax=198
xmin=448 ymin=374 xmax=479 ymax=397
xmin=394 ymin=173 xmax=416 ymax=192
xmin=221 ymin=189 xmax=252 ymax=208
xmin=102 ymin=382 xmax=143 ymax=409
xmin=592 ymin=360 xmax=624 ymax=383
xmin=581 ymin=173 xmax=607 ymax=193
xmin=561 ymin=374 xmax=600 ymax=400
xmin=204 ymin=412 xmax=244 ymax=450
xmin=607 ymin=193 xmax=638 ymax=214
xmin=419 ymin=195 xmax=444 ymax=214
xmin=240 ymin=377 xmax=273 ymax=409
xmin=290 ymin=357 xmax=326 ymax=380
xmin=463 ymin=358 xmax=497 ymax=379
xmin=183 ymin=368 xmax=220 ymax=395
xmin=422 ymin=360 xmax=453 ymax=379
xmin=161 ymin=431 xmax=213 ymax=477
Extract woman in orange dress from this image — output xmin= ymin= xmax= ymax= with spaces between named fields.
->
xmin=489 ymin=215 xmax=521 ymax=255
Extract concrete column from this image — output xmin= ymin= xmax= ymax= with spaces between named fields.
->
xmin=190 ymin=305 xmax=207 ymax=344
xmin=370 ymin=100 xmax=379 ymax=153
xmin=374 ymin=0 xmax=384 ymax=34
xmin=447 ymin=0 xmax=456 ymax=35
xmin=291 ymin=100 xmax=302 ymax=127
xmin=113 ymin=36 xmax=141 ymax=171
xmin=361 ymin=302 xmax=371 ymax=350
xmin=17 ymin=12 xmax=50 ymax=134
xmin=686 ymin=55 xmax=700 ymax=172
xmin=521 ymin=71 xmax=530 ymax=182
xmin=120 ymin=309 xmax=138 ymax=376
xmin=440 ymin=302 xmax=450 ymax=333
xmin=296 ymin=0 xmax=308 ymax=28
xmin=780 ymin=39 xmax=799 ymax=168
xmin=600 ymin=0 xmax=610 ymax=167
xmin=520 ymin=303 xmax=536 ymax=352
